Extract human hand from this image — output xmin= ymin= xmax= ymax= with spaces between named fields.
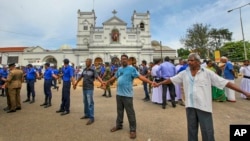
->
xmin=245 ymin=92 xmax=250 ymax=98
xmin=73 ymin=84 xmax=77 ymax=90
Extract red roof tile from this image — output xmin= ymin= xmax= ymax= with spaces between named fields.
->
xmin=0 ymin=47 xmax=28 ymax=52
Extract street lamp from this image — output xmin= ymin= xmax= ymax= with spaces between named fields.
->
xmin=228 ymin=3 xmax=250 ymax=60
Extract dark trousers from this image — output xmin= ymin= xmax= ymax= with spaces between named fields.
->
xmin=52 ymin=78 xmax=57 ymax=89
xmin=26 ymin=79 xmax=36 ymax=99
xmin=143 ymin=82 xmax=150 ymax=99
xmin=116 ymin=95 xmax=136 ymax=132
xmin=44 ymin=80 xmax=52 ymax=98
xmin=186 ymin=108 xmax=215 ymax=141
xmin=60 ymin=81 xmax=70 ymax=112
xmin=162 ymin=83 xmax=176 ymax=107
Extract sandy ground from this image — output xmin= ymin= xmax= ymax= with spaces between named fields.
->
xmin=0 ymin=78 xmax=250 ymax=141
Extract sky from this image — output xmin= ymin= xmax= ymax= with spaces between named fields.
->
xmin=0 ymin=0 xmax=249 ymax=50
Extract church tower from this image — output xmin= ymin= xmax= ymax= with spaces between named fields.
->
xmin=77 ymin=9 xmax=96 ymax=49
xmin=131 ymin=10 xmax=151 ymax=49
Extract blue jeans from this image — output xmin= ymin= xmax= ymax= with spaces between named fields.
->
xmin=83 ymin=89 xmax=94 ymax=120
xmin=143 ymin=82 xmax=149 ymax=99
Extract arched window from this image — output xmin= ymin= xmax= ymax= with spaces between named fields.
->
xmin=111 ymin=29 xmax=119 ymax=42
xmin=140 ymin=22 xmax=145 ymax=31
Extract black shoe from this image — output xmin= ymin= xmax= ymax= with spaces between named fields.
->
xmin=44 ymin=104 xmax=52 ymax=108
xmin=102 ymin=94 xmax=106 ymax=97
xmin=16 ymin=107 xmax=22 ymax=110
xmin=30 ymin=100 xmax=35 ymax=104
xmin=61 ymin=111 xmax=70 ymax=116
xmin=6 ymin=110 xmax=16 ymax=113
xmin=23 ymin=99 xmax=30 ymax=103
xmin=80 ymin=116 xmax=89 ymax=119
xmin=171 ymin=101 xmax=176 ymax=108
xmin=40 ymin=103 xmax=47 ymax=106
xmin=86 ymin=119 xmax=94 ymax=125
xmin=162 ymin=106 xmax=166 ymax=109
xmin=3 ymin=107 xmax=10 ymax=111
xmin=144 ymin=98 xmax=150 ymax=102
xmin=56 ymin=109 xmax=64 ymax=113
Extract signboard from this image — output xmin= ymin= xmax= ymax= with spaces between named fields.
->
xmin=214 ymin=50 xmax=221 ymax=62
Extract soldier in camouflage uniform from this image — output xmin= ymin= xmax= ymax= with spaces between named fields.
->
xmin=102 ymin=62 xmax=112 ymax=97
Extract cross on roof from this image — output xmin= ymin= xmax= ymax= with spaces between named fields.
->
xmin=112 ymin=9 xmax=117 ymax=16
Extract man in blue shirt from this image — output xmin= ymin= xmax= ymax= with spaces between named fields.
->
xmin=105 ymin=54 xmax=154 ymax=139
xmin=40 ymin=63 xmax=58 ymax=108
xmin=220 ymin=56 xmax=236 ymax=102
xmin=23 ymin=64 xmax=40 ymax=104
xmin=0 ymin=65 xmax=8 ymax=97
xmin=56 ymin=59 xmax=75 ymax=115
xmin=140 ymin=60 xmax=150 ymax=101
xmin=51 ymin=65 xmax=59 ymax=90
xmin=157 ymin=56 xmax=176 ymax=109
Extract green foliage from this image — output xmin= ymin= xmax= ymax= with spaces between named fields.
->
xmin=181 ymin=23 xmax=232 ymax=59
xmin=177 ymin=48 xmax=190 ymax=59
xmin=220 ymin=41 xmax=250 ymax=61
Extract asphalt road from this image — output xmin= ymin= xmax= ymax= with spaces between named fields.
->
xmin=0 ymin=78 xmax=250 ymax=141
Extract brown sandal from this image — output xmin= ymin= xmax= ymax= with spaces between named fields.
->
xmin=130 ymin=132 xmax=136 ymax=139
xmin=110 ymin=126 xmax=122 ymax=132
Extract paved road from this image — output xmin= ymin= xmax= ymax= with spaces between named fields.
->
xmin=0 ymin=78 xmax=250 ymax=141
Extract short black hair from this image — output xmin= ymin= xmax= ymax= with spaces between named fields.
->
xmin=154 ymin=59 xmax=161 ymax=64
xmin=121 ymin=54 xmax=128 ymax=59
xmin=164 ymin=56 xmax=170 ymax=61
xmin=63 ymin=59 xmax=70 ymax=64
xmin=142 ymin=60 xmax=147 ymax=65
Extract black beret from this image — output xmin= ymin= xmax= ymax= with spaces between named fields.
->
xmin=27 ymin=64 xmax=33 ymax=67
xmin=8 ymin=63 xmax=15 ymax=67
xmin=45 ymin=62 xmax=50 ymax=67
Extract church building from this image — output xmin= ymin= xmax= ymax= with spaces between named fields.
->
xmin=0 ymin=10 xmax=177 ymax=67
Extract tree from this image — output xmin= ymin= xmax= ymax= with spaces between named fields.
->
xmin=219 ymin=41 xmax=250 ymax=62
xmin=177 ymin=48 xmax=190 ymax=59
xmin=181 ymin=23 xmax=232 ymax=59
xmin=180 ymin=23 xmax=209 ymax=58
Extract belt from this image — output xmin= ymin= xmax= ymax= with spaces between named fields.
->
xmin=243 ymin=75 xmax=250 ymax=79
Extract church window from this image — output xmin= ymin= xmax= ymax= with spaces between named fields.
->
xmin=111 ymin=29 xmax=119 ymax=42
xmin=84 ymin=26 xmax=88 ymax=30
xmin=140 ymin=22 xmax=145 ymax=31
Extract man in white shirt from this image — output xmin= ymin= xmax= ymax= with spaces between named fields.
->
xmin=155 ymin=53 xmax=250 ymax=141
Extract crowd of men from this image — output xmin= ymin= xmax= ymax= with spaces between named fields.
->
xmin=1 ymin=53 xmax=250 ymax=140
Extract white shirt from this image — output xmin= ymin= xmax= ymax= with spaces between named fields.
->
xmin=240 ymin=66 xmax=250 ymax=76
xmin=151 ymin=65 xmax=160 ymax=77
xmin=170 ymin=67 xmax=228 ymax=113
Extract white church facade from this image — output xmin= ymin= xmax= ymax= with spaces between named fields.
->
xmin=0 ymin=10 xmax=177 ymax=67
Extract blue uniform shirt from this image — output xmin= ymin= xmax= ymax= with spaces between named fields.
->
xmin=26 ymin=68 xmax=37 ymax=80
xmin=115 ymin=66 xmax=140 ymax=97
xmin=62 ymin=66 xmax=74 ymax=81
xmin=44 ymin=68 xmax=54 ymax=80
xmin=53 ymin=69 xmax=59 ymax=75
xmin=1 ymin=69 xmax=9 ymax=78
